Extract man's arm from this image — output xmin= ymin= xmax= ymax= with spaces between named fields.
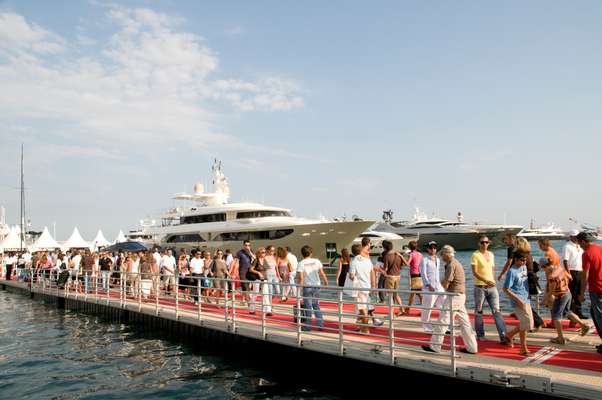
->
xmin=471 ymin=264 xmax=495 ymax=286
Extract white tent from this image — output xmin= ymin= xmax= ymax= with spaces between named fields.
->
xmin=114 ymin=230 xmax=127 ymax=244
xmin=63 ymin=227 xmax=91 ymax=250
xmin=92 ymin=229 xmax=111 ymax=249
xmin=31 ymin=227 xmax=60 ymax=251
xmin=0 ymin=226 xmax=25 ymax=251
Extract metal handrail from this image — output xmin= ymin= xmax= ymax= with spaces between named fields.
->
xmin=25 ymin=268 xmax=462 ymax=375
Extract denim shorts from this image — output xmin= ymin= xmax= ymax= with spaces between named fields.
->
xmin=551 ymin=292 xmax=571 ymax=321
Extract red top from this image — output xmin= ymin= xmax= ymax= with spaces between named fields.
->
xmin=582 ymin=243 xmax=602 ymax=293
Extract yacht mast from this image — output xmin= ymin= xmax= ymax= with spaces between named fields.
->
xmin=20 ymin=143 xmax=25 ymax=251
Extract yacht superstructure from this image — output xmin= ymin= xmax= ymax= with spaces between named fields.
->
xmin=131 ymin=160 xmax=373 ymax=262
xmin=517 ymin=220 xmax=566 ymax=241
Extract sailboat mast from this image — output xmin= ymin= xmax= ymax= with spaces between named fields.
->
xmin=20 ymin=143 xmax=25 ymax=251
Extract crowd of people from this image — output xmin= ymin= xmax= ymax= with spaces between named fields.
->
xmin=1 ymin=230 xmax=601 ymax=356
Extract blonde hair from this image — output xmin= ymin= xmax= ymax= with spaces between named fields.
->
xmin=516 ymin=237 xmax=531 ymax=253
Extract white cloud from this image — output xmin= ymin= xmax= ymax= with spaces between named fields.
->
xmin=0 ymin=12 xmax=65 ymax=54
xmin=0 ymin=7 xmax=304 ymax=156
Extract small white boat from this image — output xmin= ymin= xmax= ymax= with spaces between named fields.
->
xmin=517 ymin=220 xmax=566 ymax=241
xmin=353 ymin=230 xmax=415 ymax=257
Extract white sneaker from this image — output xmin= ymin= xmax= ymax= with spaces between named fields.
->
xmin=373 ymin=318 xmax=384 ymax=327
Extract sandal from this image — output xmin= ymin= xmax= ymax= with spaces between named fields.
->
xmin=580 ymin=324 xmax=591 ymax=336
xmin=503 ymin=335 xmax=514 ymax=348
xmin=519 ymin=351 xmax=532 ymax=357
xmin=550 ymin=337 xmax=566 ymax=345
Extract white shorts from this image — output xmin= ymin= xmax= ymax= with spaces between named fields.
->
xmin=356 ymin=291 xmax=369 ymax=312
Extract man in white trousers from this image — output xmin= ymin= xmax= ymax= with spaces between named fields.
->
xmin=422 ymin=245 xmax=478 ymax=355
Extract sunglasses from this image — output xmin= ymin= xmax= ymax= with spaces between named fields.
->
xmin=480 ymin=241 xmax=490 ymax=245
xmin=517 ymin=258 xmax=527 ymax=261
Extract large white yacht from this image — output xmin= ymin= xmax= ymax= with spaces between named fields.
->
xmin=129 ymin=160 xmax=373 ymax=262
xmin=517 ymin=220 xmax=566 ymax=241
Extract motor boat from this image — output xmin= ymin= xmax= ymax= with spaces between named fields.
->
xmin=352 ymin=230 xmax=416 ymax=258
xmin=129 ymin=160 xmax=373 ymax=263
xmin=517 ymin=220 xmax=566 ymax=241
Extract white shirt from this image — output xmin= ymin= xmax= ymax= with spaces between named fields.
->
xmin=287 ymin=253 xmax=298 ymax=275
xmin=189 ymin=257 xmax=204 ymax=274
xmin=153 ymin=252 xmax=162 ymax=268
xmin=225 ymin=254 xmax=234 ymax=268
xmin=298 ymin=257 xmax=323 ymax=286
xmin=162 ymin=255 xmax=176 ymax=275
xmin=563 ymin=241 xmax=583 ymax=271
xmin=420 ymin=255 xmax=443 ymax=290
xmin=71 ymin=254 xmax=82 ymax=270
xmin=349 ymin=255 xmax=373 ymax=289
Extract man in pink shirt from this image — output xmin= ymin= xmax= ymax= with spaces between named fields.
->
xmin=404 ymin=241 xmax=424 ymax=314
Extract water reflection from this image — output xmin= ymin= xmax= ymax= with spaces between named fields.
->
xmin=0 ymin=291 xmax=337 ymax=399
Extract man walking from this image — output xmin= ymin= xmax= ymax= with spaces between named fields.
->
xmin=471 ymin=236 xmax=507 ymax=344
xmin=231 ymin=240 xmax=255 ymax=305
xmin=423 ymin=245 xmax=478 ymax=354
xmin=577 ymin=232 xmax=602 ymax=354
xmin=564 ymin=229 xmax=585 ymax=319
xmin=298 ymin=245 xmax=329 ymax=331
xmin=381 ymin=240 xmax=404 ymax=315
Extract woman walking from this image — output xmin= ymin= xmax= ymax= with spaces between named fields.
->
xmin=211 ymin=250 xmax=229 ymax=305
xmin=264 ymin=245 xmax=280 ymax=300
xmin=276 ymin=247 xmax=293 ymax=301
xmin=248 ymin=247 xmax=272 ymax=316
xmin=336 ymin=248 xmax=351 ymax=287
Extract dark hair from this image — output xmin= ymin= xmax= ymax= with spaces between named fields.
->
xmin=351 ymin=243 xmax=362 ymax=256
xmin=361 ymin=237 xmax=371 ymax=247
xmin=537 ymin=238 xmax=551 ymax=247
xmin=243 ymin=240 xmax=251 ymax=246
xmin=409 ymin=240 xmax=418 ymax=251
xmin=576 ymin=232 xmax=593 ymax=243
xmin=513 ymin=250 xmax=528 ymax=260
xmin=301 ymin=245 xmax=312 ymax=258
xmin=382 ymin=240 xmax=392 ymax=251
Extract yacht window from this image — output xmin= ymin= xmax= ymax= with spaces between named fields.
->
xmin=166 ymin=234 xmax=205 ymax=243
xmin=359 ymin=234 xmax=379 ymax=238
xmin=236 ymin=211 xmax=291 ymax=219
xmin=181 ymin=213 xmax=226 ymax=224
xmin=214 ymin=229 xmax=294 ymax=241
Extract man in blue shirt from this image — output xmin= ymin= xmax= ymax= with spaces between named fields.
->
xmin=232 ymin=240 xmax=255 ymax=305
xmin=503 ymin=250 xmax=533 ymax=356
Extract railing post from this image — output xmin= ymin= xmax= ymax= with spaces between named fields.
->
xmin=338 ymin=290 xmax=344 ymax=355
xmin=449 ymin=294 xmax=456 ymax=376
xmin=138 ymin=273 xmax=142 ymax=312
xmin=261 ymin=281 xmax=266 ymax=339
xmin=155 ymin=274 xmax=159 ymax=316
xmin=231 ymin=280 xmax=237 ymax=332
xmin=175 ymin=275 xmax=179 ymax=320
xmin=296 ymin=286 xmax=302 ymax=346
xmin=95 ymin=273 xmax=99 ymax=303
xmin=197 ymin=278 xmax=202 ymax=324
xmin=106 ymin=273 xmax=110 ymax=305
xmin=388 ymin=290 xmax=394 ymax=365
xmin=223 ymin=278 xmax=229 ymax=328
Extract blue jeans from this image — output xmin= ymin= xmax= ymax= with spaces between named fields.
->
xmin=84 ymin=274 xmax=91 ymax=293
xmin=474 ymin=286 xmax=507 ymax=342
xmin=590 ymin=292 xmax=602 ymax=341
xmin=302 ymin=287 xmax=323 ymax=330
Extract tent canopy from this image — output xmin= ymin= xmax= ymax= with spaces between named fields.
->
xmin=0 ymin=226 xmax=26 ymax=251
xmin=114 ymin=230 xmax=127 ymax=244
xmin=92 ymin=229 xmax=111 ymax=248
xmin=31 ymin=227 xmax=60 ymax=251
xmin=63 ymin=227 xmax=91 ymax=250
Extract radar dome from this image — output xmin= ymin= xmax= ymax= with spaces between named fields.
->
xmin=194 ymin=183 xmax=204 ymax=194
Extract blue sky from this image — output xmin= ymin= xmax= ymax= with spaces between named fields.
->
xmin=1 ymin=0 xmax=601 ymax=240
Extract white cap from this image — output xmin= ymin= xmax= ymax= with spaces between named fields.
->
xmin=569 ymin=229 xmax=580 ymax=237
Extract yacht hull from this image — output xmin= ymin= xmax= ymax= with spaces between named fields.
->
xmin=152 ymin=220 xmax=374 ymax=263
